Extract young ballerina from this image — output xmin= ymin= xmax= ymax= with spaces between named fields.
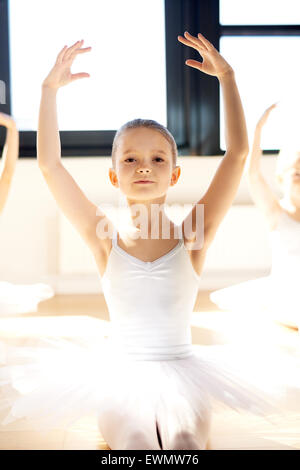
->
xmin=0 ymin=34 xmax=295 ymax=450
xmin=210 ymin=103 xmax=300 ymax=331
xmin=0 ymin=112 xmax=53 ymax=314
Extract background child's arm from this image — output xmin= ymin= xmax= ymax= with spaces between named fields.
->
xmin=178 ymin=32 xmax=248 ymax=250
xmin=0 ymin=113 xmax=19 ymax=214
xmin=247 ymin=104 xmax=282 ymax=230
xmin=37 ymin=40 xmax=110 ymax=254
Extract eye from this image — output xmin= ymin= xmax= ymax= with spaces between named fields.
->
xmin=124 ymin=157 xmax=164 ymax=163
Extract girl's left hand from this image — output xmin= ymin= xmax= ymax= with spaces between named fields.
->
xmin=0 ymin=112 xmax=17 ymax=129
xmin=178 ymin=31 xmax=233 ymax=78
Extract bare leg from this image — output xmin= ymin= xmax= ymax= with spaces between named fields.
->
xmin=156 ymin=396 xmax=212 ymax=450
xmin=97 ymin=399 xmax=161 ymax=450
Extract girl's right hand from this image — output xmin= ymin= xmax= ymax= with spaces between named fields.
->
xmin=256 ymin=103 xmax=277 ymax=130
xmin=42 ymin=40 xmax=92 ymax=90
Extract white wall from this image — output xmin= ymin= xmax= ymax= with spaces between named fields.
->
xmin=0 ymin=155 xmax=282 ymax=293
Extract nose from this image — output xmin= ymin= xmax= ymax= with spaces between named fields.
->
xmin=137 ymin=167 xmax=151 ymax=174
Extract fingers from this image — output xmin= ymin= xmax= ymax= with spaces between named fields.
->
xmin=178 ymin=31 xmax=215 ymax=53
xmin=70 ymin=72 xmax=90 ymax=82
xmin=185 ymin=59 xmax=203 ymax=71
xmin=184 ymin=31 xmax=207 ymax=48
xmin=178 ymin=33 xmax=206 ymax=53
xmin=64 ymin=40 xmax=84 ymax=61
xmin=56 ymin=40 xmax=91 ymax=65
xmin=56 ymin=45 xmax=68 ymax=64
xmin=187 ymin=31 xmax=209 ymax=51
xmin=56 ymin=41 xmax=80 ymax=63
xmin=76 ymin=47 xmax=92 ymax=54
xmin=64 ymin=40 xmax=92 ymax=62
xmin=197 ymin=32 xmax=214 ymax=50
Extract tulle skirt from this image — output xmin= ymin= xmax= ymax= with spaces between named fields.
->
xmin=210 ymin=275 xmax=300 ymax=329
xmin=0 ymin=333 xmax=299 ymax=434
xmin=0 ymin=282 xmax=54 ymax=315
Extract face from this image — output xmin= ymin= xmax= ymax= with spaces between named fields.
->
xmin=109 ymin=127 xmax=181 ymax=201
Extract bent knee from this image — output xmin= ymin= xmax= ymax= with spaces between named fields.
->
xmin=123 ymin=430 xmax=159 ymax=450
xmin=168 ymin=431 xmax=202 ymax=450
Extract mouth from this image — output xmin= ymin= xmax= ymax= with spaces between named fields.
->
xmin=134 ymin=180 xmax=154 ymax=184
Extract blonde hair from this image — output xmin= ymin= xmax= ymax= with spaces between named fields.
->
xmin=111 ymin=119 xmax=178 ymax=169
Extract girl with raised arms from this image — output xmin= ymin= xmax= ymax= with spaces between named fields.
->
xmin=0 ymin=33 xmax=295 ymax=450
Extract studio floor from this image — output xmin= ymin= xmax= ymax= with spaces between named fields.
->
xmin=0 ymin=291 xmax=299 ymax=450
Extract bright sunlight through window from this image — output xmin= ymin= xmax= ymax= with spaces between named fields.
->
xmin=220 ymin=0 xmax=300 ymax=25
xmin=8 ymin=0 xmax=167 ymax=131
xmin=220 ymin=36 xmax=300 ymax=151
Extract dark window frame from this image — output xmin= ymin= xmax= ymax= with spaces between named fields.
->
xmin=1 ymin=0 xmax=299 ymax=158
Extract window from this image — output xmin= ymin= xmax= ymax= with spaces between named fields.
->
xmin=9 ymin=0 xmax=167 ymax=132
xmin=1 ymin=0 xmax=172 ymax=156
xmin=220 ymin=0 xmax=300 ymax=25
xmin=1 ymin=0 xmax=300 ymax=157
xmin=219 ymin=0 xmax=300 ymax=152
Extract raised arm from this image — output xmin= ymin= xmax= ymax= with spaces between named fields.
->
xmin=177 ymin=32 xmax=248 ymax=250
xmin=0 ymin=113 xmax=19 ymax=214
xmin=247 ymin=104 xmax=282 ymax=230
xmin=37 ymin=40 xmax=110 ymax=253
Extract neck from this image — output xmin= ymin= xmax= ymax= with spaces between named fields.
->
xmin=123 ymin=196 xmax=174 ymax=237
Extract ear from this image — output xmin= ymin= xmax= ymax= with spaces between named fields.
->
xmin=170 ymin=165 xmax=181 ymax=185
xmin=109 ymin=167 xmax=119 ymax=187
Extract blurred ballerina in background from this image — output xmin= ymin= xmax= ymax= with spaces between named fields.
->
xmin=0 ymin=112 xmax=54 ymax=315
xmin=211 ymin=103 xmax=300 ymax=333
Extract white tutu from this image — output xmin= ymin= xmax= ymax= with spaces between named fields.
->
xmin=0 ymin=334 xmax=298 ymax=434
xmin=210 ymin=275 xmax=300 ymax=330
xmin=0 ymin=282 xmax=54 ymax=315
xmin=1 ymin=222 xmax=299 ymax=436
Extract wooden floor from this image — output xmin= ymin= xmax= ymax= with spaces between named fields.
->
xmin=0 ymin=291 xmax=299 ymax=450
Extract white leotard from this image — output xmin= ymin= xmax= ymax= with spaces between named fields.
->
xmin=101 ymin=226 xmax=200 ymax=360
